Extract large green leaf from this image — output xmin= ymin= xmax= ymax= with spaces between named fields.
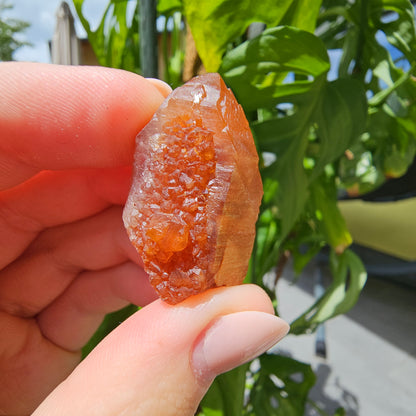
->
xmin=220 ymin=26 xmax=330 ymax=111
xmin=280 ymin=0 xmax=323 ymax=32
xmin=183 ymin=0 xmax=328 ymax=72
xmin=222 ymin=27 xmax=366 ymax=280
xmin=311 ymin=78 xmax=368 ymax=180
xmin=199 ymin=364 xmax=249 ymax=416
xmin=247 ymin=354 xmax=316 ymax=415
xmin=221 ymin=28 xmax=327 ymax=242
xmin=183 ymin=0 xmax=295 ymax=72
xmin=290 ymin=249 xmax=367 ymax=335
xmin=157 ymin=0 xmax=182 ymax=14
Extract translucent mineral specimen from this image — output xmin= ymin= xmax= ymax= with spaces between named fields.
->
xmin=123 ymin=73 xmax=263 ymax=304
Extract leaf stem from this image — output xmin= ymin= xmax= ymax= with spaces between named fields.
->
xmin=369 ymin=64 xmax=415 ymax=107
xmin=162 ymin=16 xmax=170 ymax=83
xmin=352 ymin=0 xmax=368 ymax=78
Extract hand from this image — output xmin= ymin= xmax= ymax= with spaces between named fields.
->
xmin=0 ymin=62 xmax=289 ymax=416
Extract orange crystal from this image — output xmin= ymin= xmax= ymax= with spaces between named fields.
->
xmin=123 ymin=73 xmax=263 ymax=304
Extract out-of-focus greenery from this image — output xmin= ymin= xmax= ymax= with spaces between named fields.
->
xmin=0 ymin=0 xmax=31 ymax=61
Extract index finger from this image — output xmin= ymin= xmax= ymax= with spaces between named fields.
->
xmin=0 ymin=62 xmax=169 ymax=190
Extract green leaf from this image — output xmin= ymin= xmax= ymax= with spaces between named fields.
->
xmin=282 ymin=211 xmax=327 ymax=276
xmin=198 ymin=409 xmax=223 ymax=416
xmin=365 ymin=77 xmax=416 ymax=179
xmin=200 ymin=364 xmax=249 ymax=416
xmin=224 ymin=28 xmax=366 ymax=275
xmin=82 ymin=304 xmax=138 ymax=358
xmin=309 ymin=179 xmax=352 ymax=254
xmin=221 ymin=28 xmax=330 ymax=244
xmin=311 ymin=78 xmax=368 ymax=180
xmin=157 ymin=0 xmax=182 ymax=14
xmin=369 ymin=65 xmax=413 ymax=108
xmin=254 ymin=83 xmax=365 ymax=242
xmin=254 ymin=206 xmax=281 ymax=283
xmin=248 ymin=354 xmax=316 ymax=415
xmin=280 ymin=0 xmax=323 ymax=32
xmin=290 ymin=249 xmax=367 ymax=335
xmin=183 ymin=0 xmax=295 ymax=72
xmin=221 ymin=26 xmax=330 ymax=111
xmin=73 ymin=0 xmax=140 ymax=71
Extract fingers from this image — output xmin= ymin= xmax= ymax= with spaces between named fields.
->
xmin=0 ymin=207 xmax=141 ymax=318
xmin=37 ymin=262 xmax=157 ymax=351
xmin=0 ymin=62 xmax=169 ymax=190
xmin=33 ymin=285 xmax=289 ymax=416
xmin=0 ymin=312 xmax=80 ymax=416
xmin=146 ymin=78 xmax=173 ymax=97
xmin=0 ymin=166 xmax=132 ymax=269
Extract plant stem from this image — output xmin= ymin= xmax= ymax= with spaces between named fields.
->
xmin=139 ymin=0 xmax=158 ymax=78
xmin=352 ymin=0 xmax=368 ymax=78
xmin=162 ymin=16 xmax=170 ymax=83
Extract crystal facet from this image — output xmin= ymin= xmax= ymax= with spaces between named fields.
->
xmin=123 ymin=73 xmax=263 ymax=304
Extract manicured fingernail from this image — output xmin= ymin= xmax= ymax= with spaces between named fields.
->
xmin=146 ymin=78 xmax=172 ymax=97
xmin=192 ymin=311 xmax=289 ymax=382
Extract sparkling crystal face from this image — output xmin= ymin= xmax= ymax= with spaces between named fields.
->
xmin=136 ymin=115 xmax=217 ymax=301
xmin=123 ymin=73 xmax=263 ymax=304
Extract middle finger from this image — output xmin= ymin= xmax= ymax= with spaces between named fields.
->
xmin=0 ymin=166 xmax=131 ymax=270
xmin=0 ymin=206 xmax=141 ymax=318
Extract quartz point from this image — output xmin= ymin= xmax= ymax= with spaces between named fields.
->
xmin=123 ymin=73 xmax=263 ymax=304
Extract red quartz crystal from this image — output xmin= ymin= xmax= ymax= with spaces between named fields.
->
xmin=123 ymin=73 xmax=263 ymax=304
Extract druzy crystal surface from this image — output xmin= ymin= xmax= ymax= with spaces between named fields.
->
xmin=123 ymin=73 xmax=263 ymax=304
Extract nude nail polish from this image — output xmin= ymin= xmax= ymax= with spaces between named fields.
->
xmin=192 ymin=311 xmax=289 ymax=382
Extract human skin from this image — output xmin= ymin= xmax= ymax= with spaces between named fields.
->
xmin=0 ymin=62 xmax=288 ymax=415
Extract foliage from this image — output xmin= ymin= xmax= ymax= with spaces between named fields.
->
xmin=74 ymin=0 xmax=416 ymax=414
xmin=290 ymin=249 xmax=367 ymax=335
xmin=0 ymin=0 xmax=31 ymax=61
xmin=73 ymin=0 xmax=141 ymax=72
xmin=73 ymin=0 xmax=184 ymax=84
xmin=247 ymin=355 xmax=316 ymax=415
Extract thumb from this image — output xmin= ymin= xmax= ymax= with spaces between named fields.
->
xmin=32 ymin=285 xmax=289 ymax=416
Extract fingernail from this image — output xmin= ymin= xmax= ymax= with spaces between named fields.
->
xmin=146 ymin=78 xmax=173 ymax=97
xmin=192 ymin=311 xmax=289 ymax=382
